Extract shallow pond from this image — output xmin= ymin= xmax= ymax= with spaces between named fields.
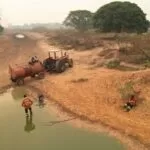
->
xmin=0 ymin=88 xmax=126 ymax=150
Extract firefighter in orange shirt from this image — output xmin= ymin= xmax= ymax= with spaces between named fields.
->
xmin=22 ymin=94 xmax=33 ymax=116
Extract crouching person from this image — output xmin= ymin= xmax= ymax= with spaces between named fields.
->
xmin=123 ymin=95 xmax=137 ymax=112
xmin=38 ymin=94 xmax=45 ymax=107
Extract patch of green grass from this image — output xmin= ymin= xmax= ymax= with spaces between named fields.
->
xmin=106 ymin=59 xmax=120 ymax=69
xmin=143 ymin=60 xmax=150 ymax=68
xmin=119 ymin=81 xmax=135 ymax=100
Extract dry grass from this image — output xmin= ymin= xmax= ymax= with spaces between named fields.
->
xmin=26 ymin=31 xmax=150 ymax=148
xmin=117 ymin=34 xmax=150 ymax=65
xmin=1 ymin=31 xmax=150 ymax=149
xmin=71 ymin=78 xmax=89 ymax=83
xmin=45 ymin=30 xmax=118 ymax=50
xmin=45 ymin=30 xmax=150 ymax=69
xmin=36 ymin=67 xmax=150 ymax=148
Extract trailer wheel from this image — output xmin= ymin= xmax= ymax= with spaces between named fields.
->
xmin=31 ymin=74 xmax=35 ymax=78
xmin=16 ymin=78 xmax=24 ymax=86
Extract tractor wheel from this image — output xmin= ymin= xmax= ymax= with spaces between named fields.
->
xmin=56 ymin=60 xmax=66 ymax=73
xmin=31 ymin=74 xmax=35 ymax=78
xmin=16 ymin=78 xmax=24 ymax=86
xmin=43 ymin=59 xmax=51 ymax=72
xmin=68 ymin=59 xmax=73 ymax=68
xmin=38 ymin=72 xmax=45 ymax=79
xmin=43 ymin=60 xmax=47 ymax=68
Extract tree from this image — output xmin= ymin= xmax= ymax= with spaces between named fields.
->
xmin=147 ymin=20 xmax=150 ymax=27
xmin=0 ymin=25 xmax=4 ymax=33
xmin=0 ymin=17 xmax=4 ymax=33
xmin=63 ymin=10 xmax=93 ymax=31
xmin=93 ymin=1 xmax=149 ymax=33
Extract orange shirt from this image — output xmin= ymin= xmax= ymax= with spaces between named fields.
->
xmin=129 ymin=97 xmax=137 ymax=106
xmin=22 ymin=97 xmax=33 ymax=108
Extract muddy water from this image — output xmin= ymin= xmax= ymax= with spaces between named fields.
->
xmin=0 ymin=88 xmax=126 ymax=150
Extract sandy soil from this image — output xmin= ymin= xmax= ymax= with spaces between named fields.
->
xmin=0 ymin=31 xmax=150 ymax=150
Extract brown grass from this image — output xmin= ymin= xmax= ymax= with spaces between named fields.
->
xmin=35 ymin=67 xmax=150 ymax=148
xmin=117 ymin=34 xmax=150 ymax=65
xmin=45 ymin=30 xmax=117 ymax=50
xmin=71 ymin=78 xmax=89 ymax=83
xmin=45 ymin=30 xmax=150 ymax=68
xmin=1 ymin=31 xmax=150 ymax=149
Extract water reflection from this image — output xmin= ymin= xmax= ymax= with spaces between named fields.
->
xmin=24 ymin=115 xmax=36 ymax=133
xmin=38 ymin=102 xmax=46 ymax=108
xmin=43 ymin=117 xmax=77 ymax=126
xmin=36 ymin=94 xmax=46 ymax=108
xmin=11 ymin=87 xmax=27 ymax=101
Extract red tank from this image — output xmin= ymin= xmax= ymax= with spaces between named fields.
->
xmin=9 ymin=61 xmax=45 ymax=85
xmin=30 ymin=62 xmax=44 ymax=74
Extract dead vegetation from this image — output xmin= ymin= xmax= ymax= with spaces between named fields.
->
xmin=71 ymin=78 xmax=89 ymax=83
xmin=1 ymin=31 xmax=150 ymax=148
xmin=35 ymin=67 xmax=150 ymax=148
xmin=45 ymin=30 xmax=150 ymax=71
xmin=45 ymin=30 xmax=117 ymax=50
xmin=116 ymin=34 xmax=150 ymax=65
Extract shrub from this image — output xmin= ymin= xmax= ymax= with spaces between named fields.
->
xmin=119 ymin=81 xmax=135 ymax=100
xmin=106 ymin=59 xmax=120 ymax=69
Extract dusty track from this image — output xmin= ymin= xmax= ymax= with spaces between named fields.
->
xmin=0 ymin=31 xmax=150 ymax=150
xmin=0 ymin=32 xmax=46 ymax=87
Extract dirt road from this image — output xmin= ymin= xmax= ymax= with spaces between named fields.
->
xmin=0 ymin=31 xmax=150 ymax=149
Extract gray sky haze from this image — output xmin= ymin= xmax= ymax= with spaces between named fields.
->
xmin=0 ymin=0 xmax=150 ymax=26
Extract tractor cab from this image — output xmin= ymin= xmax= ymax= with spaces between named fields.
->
xmin=43 ymin=50 xmax=73 ymax=73
xmin=48 ymin=50 xmax=68 ymax=60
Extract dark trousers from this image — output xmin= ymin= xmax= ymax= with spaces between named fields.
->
xmin=126 ymin=102 xmax=133 ymax=108
xmin=25 ymin=107 xmax=32 ymax=114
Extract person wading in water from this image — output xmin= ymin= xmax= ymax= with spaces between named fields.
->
xmin=22 ymin=94 xmax=33 ymax=117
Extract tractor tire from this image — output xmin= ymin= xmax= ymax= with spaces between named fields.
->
xmin=16 ymin=78 xmax=24 ymax=86
xmin=68 ymin=59 xmax=73 ymax=68
xmin=43 ymin=59 xmax=52 ymax=72
xmin=56 ymin=60 xmax=66 ymax=73
xmin=43 ymin=60 xmax=48 ymax=70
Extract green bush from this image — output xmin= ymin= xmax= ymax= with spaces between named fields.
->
xmin=106 ymin=59 xmax=120 ymax=69
xmin=144 ymin=60 xmax=150 ymax=68
xmin=0 ymin=25 xmax=4 ymax=33
xmin=119 ymin=81 xmax=135 ymax=100
xmin=93 ymin=1 xmax=149 ymax=33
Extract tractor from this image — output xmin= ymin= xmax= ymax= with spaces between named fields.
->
xmin=43 ymin=50 xmax=73 ymax=73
